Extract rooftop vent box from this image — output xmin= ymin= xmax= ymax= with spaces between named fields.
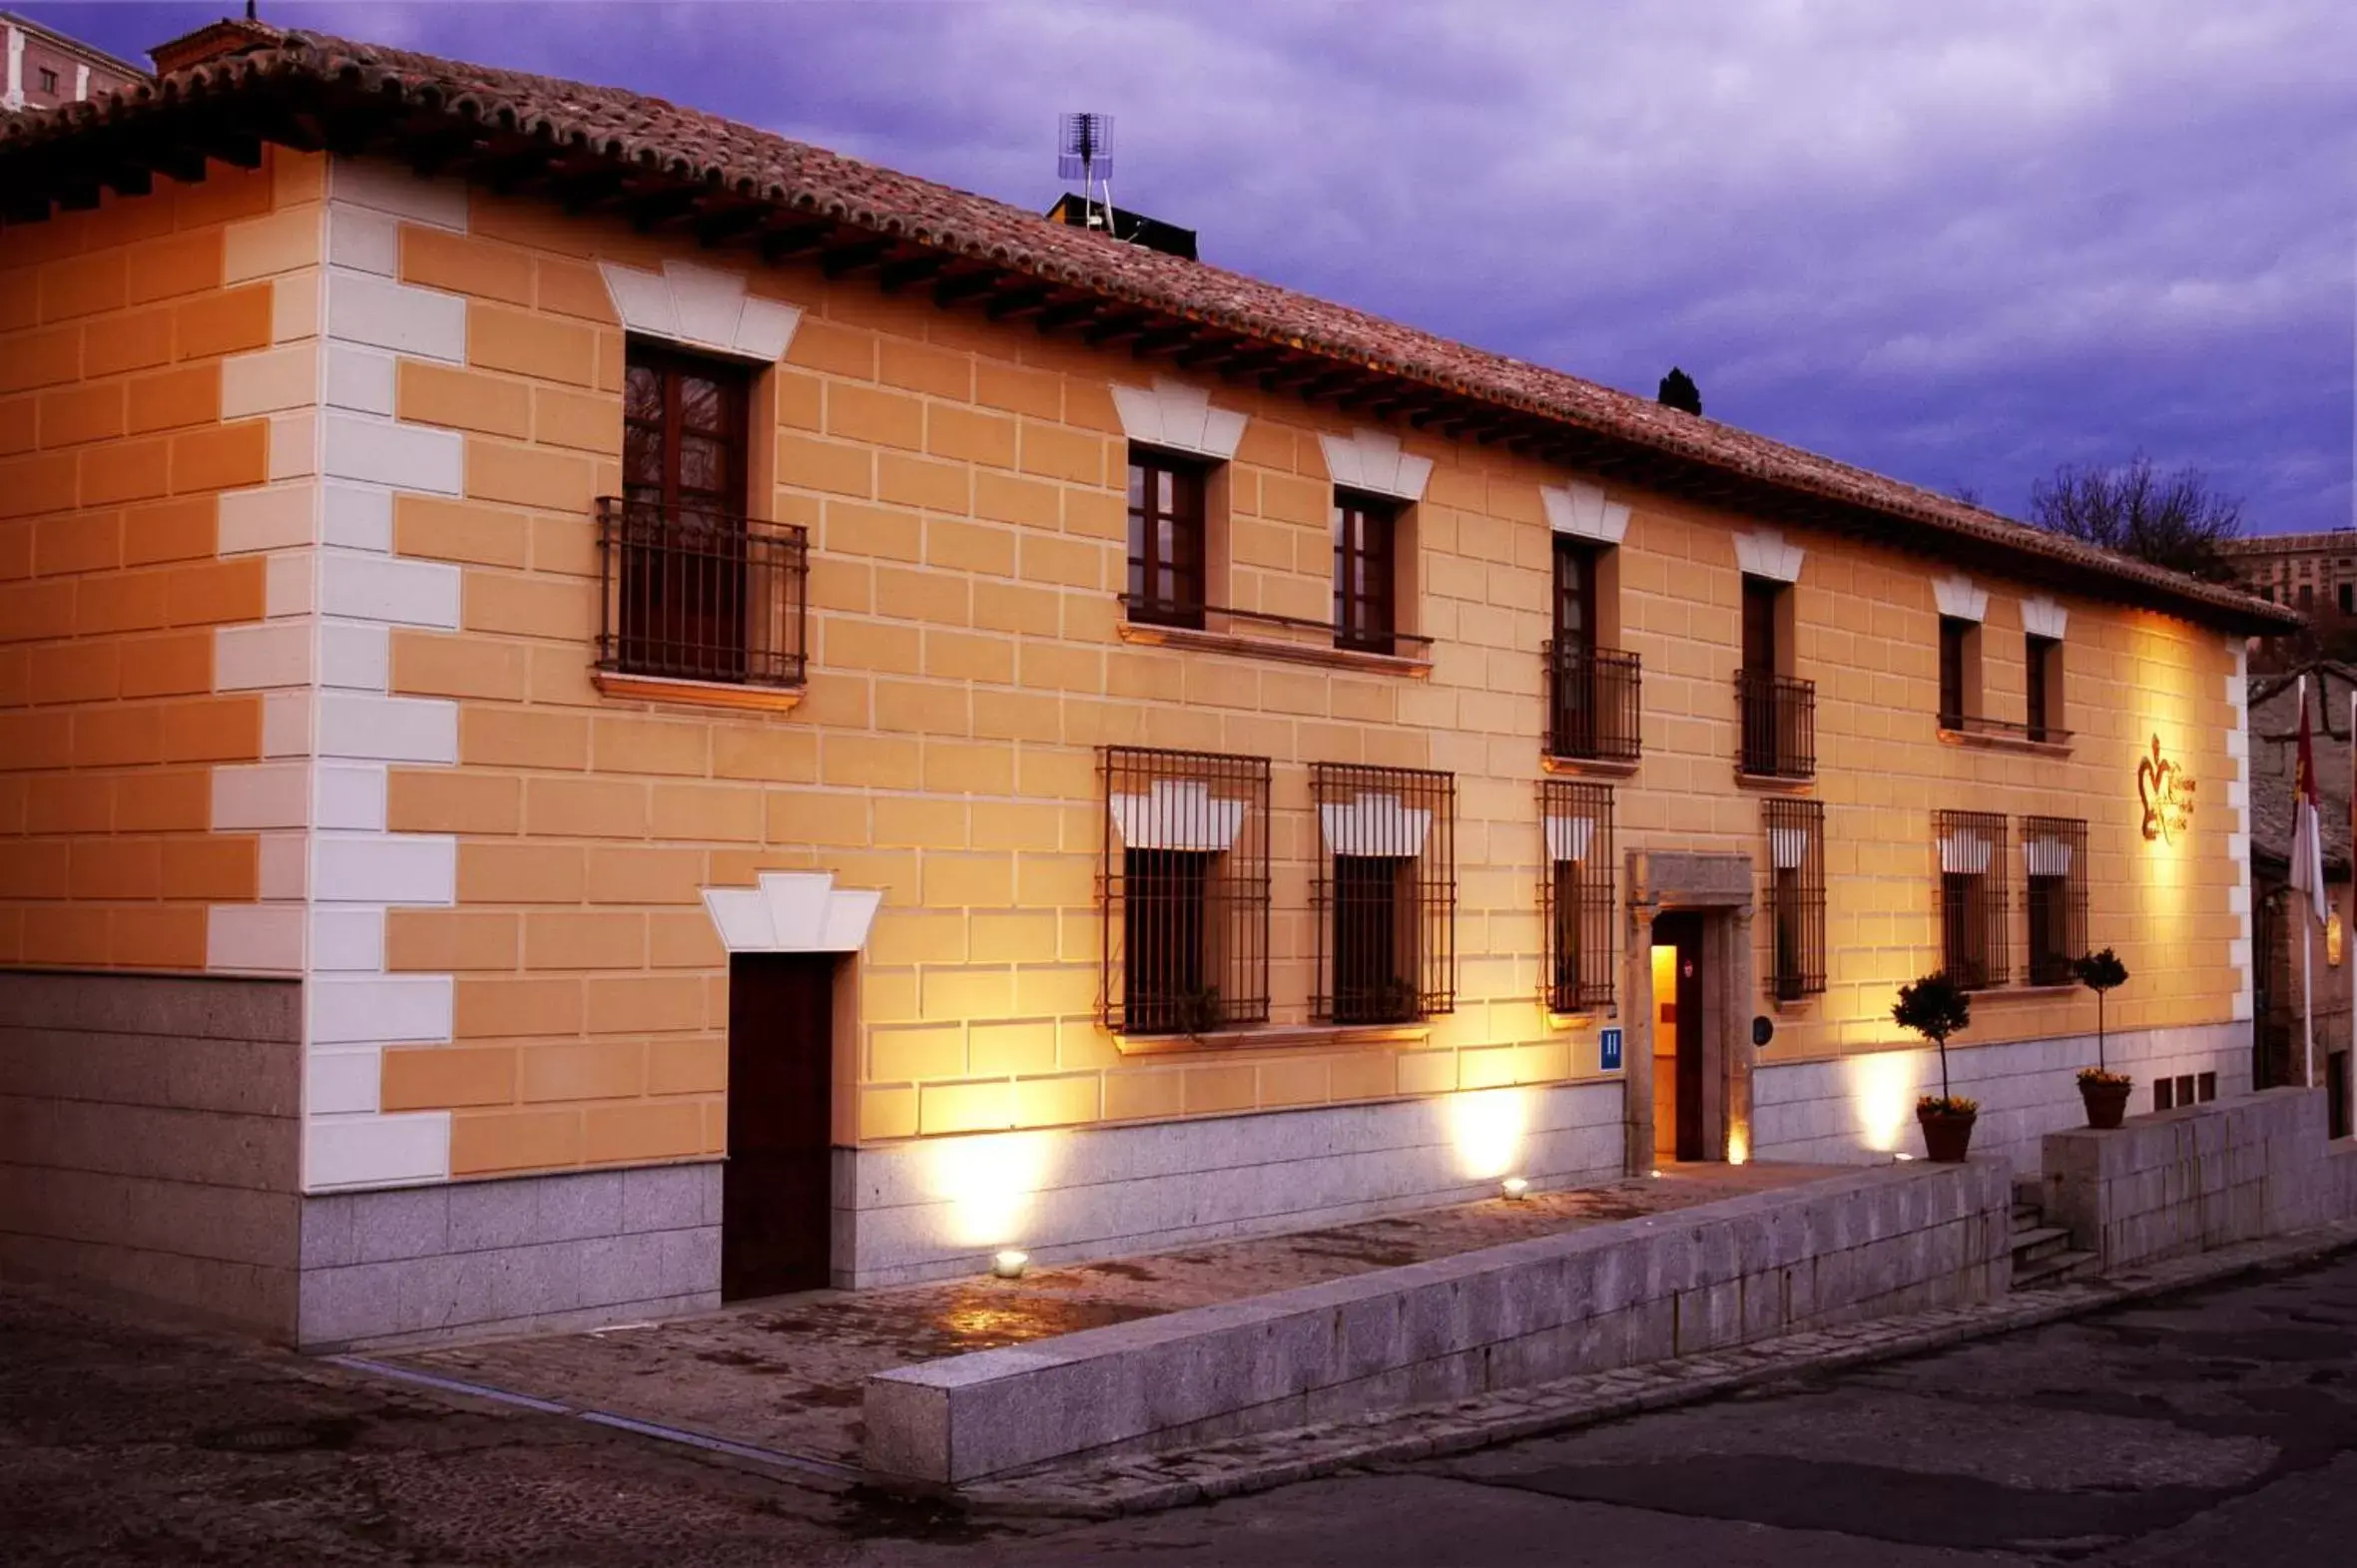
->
xmin=1044 ymin=194 xmax=1198 ymax=261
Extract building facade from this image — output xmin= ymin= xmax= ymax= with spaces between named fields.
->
xmin=0 ymin=24 xmax=2295 ymax=1347
xmin=2222 ymin=528 xmax=2357 ymax=614
xmin=0 ymin=10 xmax=146 ymax=115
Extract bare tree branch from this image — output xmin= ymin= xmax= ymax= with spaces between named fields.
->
xmin=2028 ymin=451 xmax=2244 ymax=582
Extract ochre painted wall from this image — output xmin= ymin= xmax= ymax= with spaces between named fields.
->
xmin=0 ymin=151 xmax=322 ymax=973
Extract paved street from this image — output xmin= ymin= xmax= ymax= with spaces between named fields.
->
xmin=8 ymin=1249 xmax=2357 ymax=1565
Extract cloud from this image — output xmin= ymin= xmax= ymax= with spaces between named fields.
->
xmin=32 ymin=0 xmax=2356 ymax=530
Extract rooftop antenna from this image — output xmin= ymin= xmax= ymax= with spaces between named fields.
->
xmin=1058 ymin=112 xmax=1114 ymax=235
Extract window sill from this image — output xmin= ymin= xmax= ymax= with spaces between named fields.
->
xmin=1937 ymin=725 xmax=2072 ymax=759
xmin=593 ymin=669 xmax=807 ymax=713
xmin=1115 ymin=620 xmax=1434 ymax=678
xmin=1734 ymin=769 xmax=1815 ymax=791
xmin=1964 ymin=983 xmax=2081 ymax=1000
xmin=1542 ymin=753 xmax=1640 ymax=779
xmin=1114 ymin=1021 xmax=1433 ymax=1057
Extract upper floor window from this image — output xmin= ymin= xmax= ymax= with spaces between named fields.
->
xmin=37 ymin=68 xmax=58 ymax=94
xmin=2025 ymin=633 xmax=2063 ymax=743
xmin=1333 ymin=491 xmax=1398 ymax=654
xmin=1540 ymin=780 xmax=1615 ymax=1013
xmin=2340 ymin=583 xmax=2352 ymax=615
xmin=597 ymin=343 xmax=807 ymax=690
xmin=1547 ymin=537 xmax=1641 ymax=763
xmin=1313 ymin=763 xmax=1456 ymax=1025
xmin=1126 ymin=448 xmax=1207 ymax=630
xmin=2024 ymin=815 xmax=2088 ymax=986
xmin=1100 ymin=747 xmax=1271 ymax=1035
xmin=1738 ymin=575 xmax=1813 ymax=779
xmin=1937 ymin=809 xmax=2009 ymax=990
xmin=1937 ymin=616 xmax=1979 ymax=728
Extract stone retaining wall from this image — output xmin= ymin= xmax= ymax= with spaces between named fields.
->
xmin=864 ymin=1158 xmax=2012 ymax=1484
xmin=2042 ymin=1087 xmax=2334 ymax=1272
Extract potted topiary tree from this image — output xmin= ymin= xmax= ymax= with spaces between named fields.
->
xmin=2072 ymin=948 xmax=2132 ymax=1129
xmin=1894 ymin=971 xmax=1978 ymax=1161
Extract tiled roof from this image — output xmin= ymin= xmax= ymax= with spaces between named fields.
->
xmin=0 ymin=24 xmax=2303 ymax=636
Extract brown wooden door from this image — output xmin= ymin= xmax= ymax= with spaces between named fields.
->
xmin=723 ymin=952 xmax=836 ymax=1300
xmin=1655 ymin=911 xmax=1707 ymax=1161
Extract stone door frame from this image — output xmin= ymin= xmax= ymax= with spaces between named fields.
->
xmin=1621 ymin=849 xmax=1757 ymax=1175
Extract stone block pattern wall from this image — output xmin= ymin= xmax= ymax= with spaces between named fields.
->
xmin=840 ymin=1080 xmax=1621 ymax=1287
xmin=0 ymin=149 xmax=325 ymax=977
xmin=1754 ymin=1020 xmax=2251 ymax=1172
xmin=295 ymin=1161 xmax=719 ymax=1350
xmin=320 ymin=163 xmax=2252 ymax=1189
xmin=2043 ymin=1086 xmax=2330 ymax=1270
xmin=865 ymin=1158 xmax=2014 ymax=1483
xmin=0 ymin=970 xmax=300 ymax=1335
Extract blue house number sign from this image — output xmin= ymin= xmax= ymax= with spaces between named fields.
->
xmin=1600 ymin=1027 xmax=1623 ymax=1072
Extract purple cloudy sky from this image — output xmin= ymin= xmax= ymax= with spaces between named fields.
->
xmin=30 ymin=1 xmax=2357 ymax=535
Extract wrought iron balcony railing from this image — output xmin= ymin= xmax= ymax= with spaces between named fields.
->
xmin=1544 ymin=642 xmax=1642 ymax=764
xmin=1736 ymin=669 xmax=1816 ymax=780
xmin=595 ymin=496 xmax=807 ymax=689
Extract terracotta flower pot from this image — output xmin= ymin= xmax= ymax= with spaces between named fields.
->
xmin=2079 ymin=1077 xmax=2132 ymax=1130
xmin=1917 ymin=1105 xmax=1978 ymax=1163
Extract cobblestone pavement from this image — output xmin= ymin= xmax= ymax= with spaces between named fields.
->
xmin=9 ymin=1225 xmax=2355 ymax=1565
xmin=386 ymin=1161 xmax=1836 ymax=1466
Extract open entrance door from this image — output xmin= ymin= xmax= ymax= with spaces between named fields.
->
xmin=723 ymin=952 xmax=836 ymax=1300
xmin=1650 ymin=911 xmax=1708 ymax=1162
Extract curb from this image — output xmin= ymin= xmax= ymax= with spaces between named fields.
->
xmin=955 ymin=1221 xmax=2357 ymax=1519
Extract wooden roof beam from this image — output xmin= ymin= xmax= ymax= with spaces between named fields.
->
xmin=984 ymin=284 xmax=1054 ymax=320
xmin=1033 ymin=297 xmax=1104 ymax=334
xmin=1130 ymin=323 xmax=1203 ymax=358
xmin=818 ymin=236 xmax=892 ymax=277
xmin=693 ymin=202 xmax=773 ymax=249
xmin=879 ymin=252 xmax=948 ymax=292
xmin=931 ymin=269 xmax=1001 ymax=307
xmin=1081 ymin=309 xmax=1153 ymax=345
xmin=757 ymin=219 xmax=835 ymax=261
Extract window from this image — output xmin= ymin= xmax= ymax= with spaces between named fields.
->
xmin=600 ymin=343 xmax=807 ymax=689
xmin=1546 ymin=537 xmax=1641 ymax=761
xmin=1764 ymin=797 xmax=1827 ymax=999
xmin=1538 ymin=780 xmax=1614 ymax=1012
xmin=2339 ymin=583 xmax=2352 ymax=615
xmin=1099 ymin=747 xmax=1271 ymax=1034
xmin=1737 ymin=576 xmax=1812 ymax=778
xmin=2025 ymin=633 xmax=2062 ymax=742
xmin=1333 ymin=491 xmax=1397 ymax=654
xmin=1937 ymin=809 xmax=2009 ymax=989
xmin=2024 ymin=816 xmax=2088 ymax=986
xmin=1938 ymin=616 xmax=1976 ymax=727
xmin=1313 ymin=763 xmax=1456 ymax=1024
xmin=38 ymin=68 xmax=58 ymax=94
xmin=2301 ymin=584 xmax=2315 ymax=609
xmin=1126 ymin=448 xmax=1207 ymax=629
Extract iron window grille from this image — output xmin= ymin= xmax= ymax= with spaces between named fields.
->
xmin=1764 ymin=796 xmax=1827 ymax=999
xmin=1126 ymin=447 xmax=1208 ymax=630
xmin=1098 ymin=747 xmax=1271 ymax=1034
xmin=1312 ymin=762 xmax=1457 ymax=1024
xmin=1936 ymin=809 xmax=2010 ymax=990
xmin=1544 ymin=642 xmax=1642 ymax=763
xmin=2023 ymin=814 xmax=2088 ymax=986
xmin=1737 ymin=670 xmax=1816 ymax=779
xmin=1333 ymin=491 xmax=1399 ymax=655
xmin=1538 ymin=780 xmax=1615 ymax=1012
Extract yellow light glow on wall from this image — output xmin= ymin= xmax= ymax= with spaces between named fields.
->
xmin=1727 ymin=1128 xmax=1749 ymax=1166
xmin=1446 ymin=1087 xmax=1530 ymax=1181
xmin=928 ymin=1130 xmax=1059 ymax=1247
xmin=2330 ymin=909 xmax=2345 ymax=968
xmin=1845 ymin=1047 xmax=1925 ymax=1153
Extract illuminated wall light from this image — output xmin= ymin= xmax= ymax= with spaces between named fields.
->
xmin=1446 ymin=1087 xmax=1531 ymax=1182
xmin=990 ymin=1249 xmax=1030 ymax=1280
xmin=928 ymin=1129 xmax=1060 ymax=1248
xmin=1845 ymin=1047 xmax=1925 ymax=1154
xmin=1500 ymin=1176 xmax=1530 ymax=1201
xmin=1727 ymin=1129 xmax=1749 ymax=1167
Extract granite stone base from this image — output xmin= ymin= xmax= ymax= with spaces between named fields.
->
xmin=1752 ymin=1020 xmax=2249 ymax=1173
xmin=0 ymin=970 xmax=302 ymax=1337
xmin=837 ymin=1081 xmax=1625 ymax=1289
xmin=295 ymin=1162 xmax=721 ymax=1351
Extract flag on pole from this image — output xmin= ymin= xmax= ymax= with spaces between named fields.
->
xmin=2292 ymin=676 xmax=2327 ymax=928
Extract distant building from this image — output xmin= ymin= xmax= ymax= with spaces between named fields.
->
xmin=2221 ymin=529 xmax=2357 ymax=615
xmin=1 ymin=10 xmax=147 ymax=112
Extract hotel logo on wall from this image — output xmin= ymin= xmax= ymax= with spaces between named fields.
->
xmin=2137 ymin=734 xmax=2195 ymax=844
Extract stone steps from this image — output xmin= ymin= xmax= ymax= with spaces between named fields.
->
xmin=2009 ymin=1190 xmax=2099 ymax=1288
xmin=2012 ymin=1248 xmax=2101 ymax=1288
